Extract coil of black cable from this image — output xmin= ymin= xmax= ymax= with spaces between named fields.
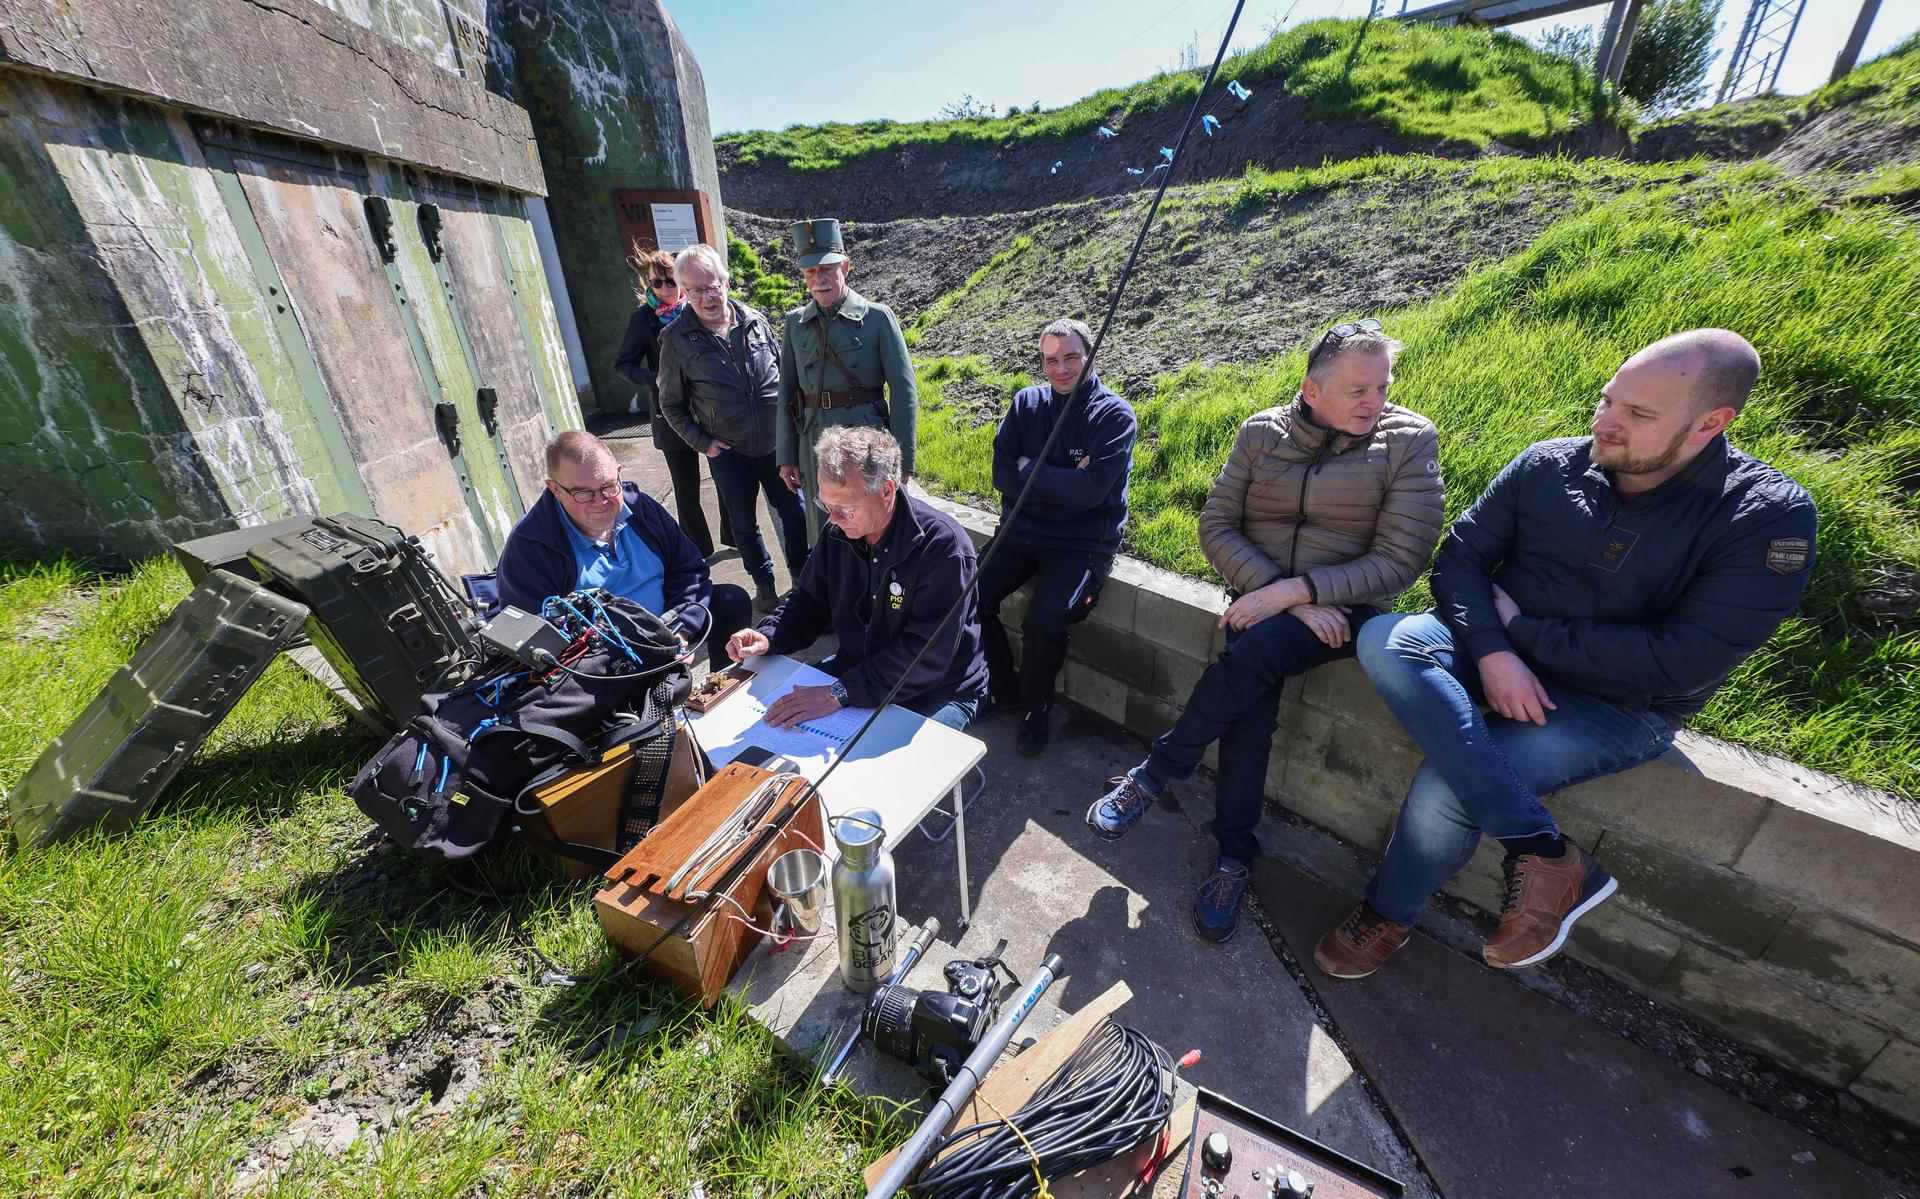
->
xmin=909 ymin=1020 xmax=1174 ymax=1198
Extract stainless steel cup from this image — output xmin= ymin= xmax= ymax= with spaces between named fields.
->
xmin=767 ymin=848 xmax=829 ymax=937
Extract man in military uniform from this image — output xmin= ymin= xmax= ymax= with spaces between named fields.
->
xmin=776 ymin=219 xmax=918 ymax=545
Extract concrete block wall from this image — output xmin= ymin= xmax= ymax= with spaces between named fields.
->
xmin=928 ymin=495 xmax=1920 ymax=1128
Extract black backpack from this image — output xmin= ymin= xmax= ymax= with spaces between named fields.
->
xmin=347 ymin=591 xmax=691 ymax=863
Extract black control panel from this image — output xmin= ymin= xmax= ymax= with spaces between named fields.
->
xmin=1178 ymin=1088 xmax=1402 ymax=1198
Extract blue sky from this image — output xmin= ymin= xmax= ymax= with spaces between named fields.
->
xmin=668 ymin=1 xmax=1920 ymax=135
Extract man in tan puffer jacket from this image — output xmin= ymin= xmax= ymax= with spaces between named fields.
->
xmin=1088 ymin=320 xmax=1446 ymax=942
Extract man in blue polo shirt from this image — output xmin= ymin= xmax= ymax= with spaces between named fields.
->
xmin=496 ymin=431 xmax=751 ymax=665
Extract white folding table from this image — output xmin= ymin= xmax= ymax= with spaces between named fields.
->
xmin=685 ymin=654 xmax=988 ymax=927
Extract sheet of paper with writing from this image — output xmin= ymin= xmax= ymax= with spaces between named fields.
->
xmin=703 ymin=662 xmax=875 ymax=767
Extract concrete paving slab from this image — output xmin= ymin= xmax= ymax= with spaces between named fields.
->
xmin=602 ymin=440 xmax=1912 ymax=1198
xmin=1254 ymin=858 xmax=1911 ymax=1198
xmin=881 ymin=707 xmax=1435 ymax=1197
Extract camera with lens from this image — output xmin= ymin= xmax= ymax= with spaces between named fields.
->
xmin=861 ymin=942 xmax=1018 ymax=1085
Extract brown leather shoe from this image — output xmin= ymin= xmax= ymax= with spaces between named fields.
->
xmin=1482 ymin=841 xmax=1618 ymax=970
xmin=1313 ymin=905 xmax=1414 ymax=979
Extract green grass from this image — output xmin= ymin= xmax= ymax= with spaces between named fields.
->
xmin=720 ymin=18 xmax=1595 ymax=172
xmin=728 ymin=232 xmax=806 ymax=315
xmin=914 ymin=167 xmax=1920 ymax=798
xmin=1219 ymin=150 xmax=1693 ymax=209
xmin=1812 ymin=32 xmax=1920 ymax=115
xmin=0 ymin=560 xmax=903 ymax=1196
xmin=1850 ymin=161 xmax=1920 ymax=202
xmin=903 ymin=235 xmax=1031 ymax=347
xmin=1637 ymin=92 xmax=1808 ymax=148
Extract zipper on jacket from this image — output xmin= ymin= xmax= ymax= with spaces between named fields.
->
xmin=1283 ymin=439 xmax=1334 ymax=579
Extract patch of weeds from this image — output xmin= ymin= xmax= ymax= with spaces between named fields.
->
xmin=1849 ymin=161 xmax=1920 ymax=204
xmin=728 ymin=232 xmax=805 ymax=314
xmin=904 ymin=235 xmax=1032 ymax=346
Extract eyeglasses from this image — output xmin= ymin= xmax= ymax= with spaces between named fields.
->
xmin=684 ymin=283 xmax=726 ymax=297
xmin=1305 ymin=318 xmax=1383 ymax=369
xmin=815 ymin=495 xmax=865 ymax=521
xmin=555 ymin=480 xmax=621 ymax=504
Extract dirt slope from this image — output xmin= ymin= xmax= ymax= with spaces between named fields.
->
xmin=719 ymin=89 xmax=1465 ymax=222
xmin=730 ymin=164 xmax=1643 ymax=392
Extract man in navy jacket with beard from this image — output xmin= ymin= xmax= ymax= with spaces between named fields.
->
xmin=977 ymin=318 xmax=1138 ymax=756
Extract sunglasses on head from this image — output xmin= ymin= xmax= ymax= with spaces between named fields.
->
xmin=1306 ymin=317 xmax=1383 ymax=369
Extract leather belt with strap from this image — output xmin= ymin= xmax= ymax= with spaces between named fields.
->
xmin=799 ymin=388 xmax=884 ymax=411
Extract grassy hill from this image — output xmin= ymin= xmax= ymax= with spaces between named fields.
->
xmin=721 ymin=17 xmax=1603 ymax=173
xmin=890 ymin=36 xmax=1920 ymax=800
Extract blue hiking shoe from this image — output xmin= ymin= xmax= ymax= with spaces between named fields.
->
xmin=1192 ymin=857 xmax=1252 ymax=943
xmin=1086 ymin=767 xmax=1159 ymax=841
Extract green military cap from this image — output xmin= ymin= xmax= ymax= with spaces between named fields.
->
xmin=790 ymin=218 xmax=848 ymax=268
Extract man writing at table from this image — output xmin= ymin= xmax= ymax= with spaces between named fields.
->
xmin=727 ymin=426 xmax=990 ymax=731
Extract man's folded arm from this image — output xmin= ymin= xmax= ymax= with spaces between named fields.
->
xmin=1018 ymin=406 xmax=1137 ymax=511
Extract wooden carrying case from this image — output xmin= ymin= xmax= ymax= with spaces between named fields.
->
xmin=520 ymin=718 xmax=705 ymax=879
xmin=593 ymin=762 xmax=823 ymax=1006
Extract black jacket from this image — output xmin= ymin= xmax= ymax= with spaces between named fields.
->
xmin=758 ymin=493 xmax=990 ymax=709
xmin=990 ymin=374 xmax=1137 ymax=555
xmin=612 ymin=304 xmax=693 ymax=452
xmin=657 ymin=300 xmax=782 ymax=459
xmin=1434 ymin=435 xmax=1817 ymax=720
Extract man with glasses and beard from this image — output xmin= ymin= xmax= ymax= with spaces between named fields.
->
xmin=495 ymin=431 xmax=752 ymax=667
xmin=1086 ymin=318 xmax=1446 ymax=944
xmin=727 ymin=426 xmax=989 ymax=731
xmin=1312 ymin=328 xmax=1817 ymax=981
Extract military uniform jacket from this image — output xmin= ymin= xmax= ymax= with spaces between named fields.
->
xmin=776 ymin=289 xmax=918 ymax=472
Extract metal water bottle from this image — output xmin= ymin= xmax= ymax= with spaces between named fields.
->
xmin=831 ymin=808 xmax=896 ymax=993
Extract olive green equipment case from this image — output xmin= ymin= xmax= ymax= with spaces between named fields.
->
xmin=246 ymin=514 xmax=478 ymax=729
xmin=6 ymin=569 xmax=308 ymax=850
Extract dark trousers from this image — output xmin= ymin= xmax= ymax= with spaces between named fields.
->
xmin=976 ymin=539 xmax=1112 ymax=713
xmin=1145 ymin=605 xmax=1379 ymax=862
xmin=701 ymin=583 xmax=753 ymax=669
xmin=709 ymin=448 xmax=808 ymax=586
xmin=659 ymin=442 xmax=731 ymax=558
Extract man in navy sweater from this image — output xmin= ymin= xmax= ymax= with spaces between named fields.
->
xmin=495 ymin=431 xmax=751 ymax=667
xmin=1313 ymin=329 xmax=1819 ymax=980
xmin=728 ymin=426 xmax=989 ymax=730
xmin=978 ymin=319 xmax=1138 ymax=755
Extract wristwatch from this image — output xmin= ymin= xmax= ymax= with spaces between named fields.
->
xmin=828 ymin=679 xmax=849 ymax=705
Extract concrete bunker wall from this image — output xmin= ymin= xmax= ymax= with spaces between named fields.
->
xmin=0 ymin=0 xmax=720 ymax=576
xmin=926 ymin=495 xmax=1920 ymax=1128
xmin=487 ymin=0 xmax=726 ymax=416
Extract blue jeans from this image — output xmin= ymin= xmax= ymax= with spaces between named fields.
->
xmin=709 ymin=448 xmax=808 ymax=586
xmin=1145 ymin=606 xmax=1378 ymax=862
xmin=909 ymin=690 xmax=986 ymax=732
xmin=1358 ymin=613 xmax=1676 ymax=925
